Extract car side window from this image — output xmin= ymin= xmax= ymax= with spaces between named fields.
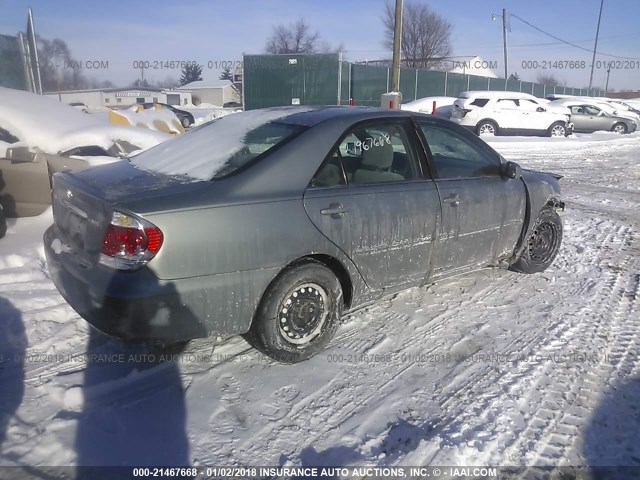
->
xmin=0 ymin=126 xmax=19 ymax=144
xmin=310 ymin=155 xmax=346 ymax=188
xmin=322 ymin=123 xmax=420 ymax=186
xmin=585 ymin=105 xmax=600 ymax=115
xmin=419 ymin=124 xmax=500 ymax=179
xmin=470 ymin=98 xmax=489 ymax=107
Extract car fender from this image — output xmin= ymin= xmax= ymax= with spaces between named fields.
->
xmin=512 ymin=169 xmax=563 ymax=260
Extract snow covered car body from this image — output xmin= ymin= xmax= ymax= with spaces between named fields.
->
xmin=0 ymin=87 xmax=170 ymax=218
xmin=44 ymin=107 xmax=564 ymax=362
xmin=402 ymin=96 xmax=458 ymax=118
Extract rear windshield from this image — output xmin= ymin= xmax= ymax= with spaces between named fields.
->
xmin=131 ymin=109 xmax=307 ymax=181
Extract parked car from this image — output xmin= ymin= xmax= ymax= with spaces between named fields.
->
xmin=546 ymin=95 xmax=640 ymax=127
xmin=45 ymin=107 xmax=564 ymax=363
xmin=549 ymin=100 xmax=638 ymax=134
xmin=68 ymin=102 xmax=88 ymax=113
xmin=141 ymin=102 xmax=195 ymax=128
xmin=0 ymin=87 xmax=170 ymax=219
xmin=451 ymin=91 xmax=572 ymax=137
xmin=402 ymin=96 xmax=458 ymax=118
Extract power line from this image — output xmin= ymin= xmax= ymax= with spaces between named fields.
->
xmin=510 ymin=13 xmax=640 ymax=60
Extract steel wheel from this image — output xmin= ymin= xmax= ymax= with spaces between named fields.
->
xmin=528 ymin=222 xmax=560 ymax=265
xmin=278 ymin=282 xmax=329 ymax=345
xmin=247 ymin=262 xmax=342 ymax=363
xmin=510 ymin=208 xmax=563 ymax=274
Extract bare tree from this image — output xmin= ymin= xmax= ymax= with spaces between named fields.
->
xmin=536 ymin=73 xmax=560 ymax=86
xmin=265 ymin=19 xmax=321 ymax=54
xmin=37 ymin=36 xmax=88 ymax=91
xmin=383 ymin=1 xmax=453 ymax=69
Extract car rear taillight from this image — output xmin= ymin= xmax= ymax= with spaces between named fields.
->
xmin=460 ymin=108 xmax=472 ymax=118
xmin=99 ymin=211 xmax=163 ymax=270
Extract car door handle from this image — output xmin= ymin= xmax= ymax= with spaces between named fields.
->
xmin=321 ymin=203 xmax=349 ymax=218
xmin=443 ymin=194 xmax=462 ymax=206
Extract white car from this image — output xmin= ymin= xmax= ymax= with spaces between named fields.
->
xmin=451 ymin=91 xmax=572 ymax=137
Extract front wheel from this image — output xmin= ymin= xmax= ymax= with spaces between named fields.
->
xmin=612 ymin=123 xmax=627 ymax=134
xmin=181 ymin=116 xmax=191 ymax=128
xmin=510 ymin=208 xmax=563 ymax=274
xmin=548 ymin=122 xmax=566 ymax=137
xmin=247 ymin=262 xmax=342 ymax=363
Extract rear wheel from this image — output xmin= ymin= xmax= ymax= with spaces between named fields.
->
xmin=510 ymin=208 xmax=563 ymax=274
xmin=612 ymin=123 xmax=627 ymax=134
xmin=181 ymin=116 xmax=191 ymax=128
xmin=247 ymin=262 xmax=342 ymax=363
xmin=476 ymin=120 xmax=497 ymax=136
xmin=548 ymin=122 xmax=566 ymax=137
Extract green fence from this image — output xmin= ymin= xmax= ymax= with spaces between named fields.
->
xmin=0 ymin=34 xmax=28 ymax=91
xmin=243 ymin=54 xmax=605 ymax=109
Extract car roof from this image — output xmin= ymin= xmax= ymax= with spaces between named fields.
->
xmin=273 ymin=105 xmax=427 ymax=127
xmin=459 ymin=91 xmax=538 ymax=100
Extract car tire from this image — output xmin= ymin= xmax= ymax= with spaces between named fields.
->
xmin=181 ymin=116 xmax=191 ymax=128
xmin=548 ymin=122 xmax=566 ymax=137
xmin=612 ymin=123 xmax=627 ymax=134
xmin=0 ymin=205 xmax=6 ymax=239
xmin=247 ymin=262 xmax=342 ymax=363
xmin=510 ymin=208 xmax=563 ymax=274
xmin=476 ymin=120 xmax=498 ymax=136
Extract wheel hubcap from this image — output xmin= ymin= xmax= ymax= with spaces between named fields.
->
xmin=479 ymin=124 xmax=495 ymax=135
xmin=279 ymin=283 xmax=329 ymax=345
xmin=528 ymin=222 xmax=558 ymax=264
xmin=551 ymin=125 xmax=565 ymax=136
xmin=614 ymin=125 xmax=625 ymax=134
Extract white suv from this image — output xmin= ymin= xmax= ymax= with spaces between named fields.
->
xmin=451 ymin=91 xmax=572 ymax=137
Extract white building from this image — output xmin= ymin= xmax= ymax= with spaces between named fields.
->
xmin=176 ymin=79 xmax=241 ymax=106
xmin=43 ymin=87 xmax=192 ymax=109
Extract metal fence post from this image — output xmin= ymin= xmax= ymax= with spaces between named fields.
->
xmin=414 ymin=69 xmax=418 ymax=100
xmin=444 ymin=71 xmax=448 ymax=96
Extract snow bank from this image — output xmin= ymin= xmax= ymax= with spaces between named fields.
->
xmin=0 ymin=87 xmax=170 ymax=155
xmin=132 ymin=107 xmax=314 ymax=181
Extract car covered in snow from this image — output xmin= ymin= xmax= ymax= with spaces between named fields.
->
xmin=548 ymin=99 xmax=638 ymax=134
xmin=402 ymin=96 xmax=457 ymax=118
xmin=45 ymin=107 xmax=565 ymax=363
xmin=0 ymin=87 xmax=170 ymax=221
xmin=451 ymin=91 xmax=572 ymax=137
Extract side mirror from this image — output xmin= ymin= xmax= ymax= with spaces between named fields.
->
xmin=502 ymin=161 xmax=521 ymax=179
xmin=536 ymin=106 xmax=546 ymax=112
xmin=6 ymin=146 xmax=36 ymax=163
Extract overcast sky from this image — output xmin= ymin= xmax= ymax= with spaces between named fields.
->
xmin=2 ymin=0 xmax=639 ymax=91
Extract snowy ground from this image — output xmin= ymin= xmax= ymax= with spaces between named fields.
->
xmin=0 ymin=132 xmax=639 ymax=473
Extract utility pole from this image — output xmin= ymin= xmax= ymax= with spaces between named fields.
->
xmin=502 ymin=8 xmax=509 ymax=79
xmin=588 ymin=0 xmax=605 ymax=96
xmin=604 ymin=67 xmax=611 ymax=94
xmin=390 ymin=0 xmax=403 ymax=93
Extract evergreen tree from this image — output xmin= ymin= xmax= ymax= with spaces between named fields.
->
xmin=219 ymin=67 xmax=233 ymax=81
xmin=180 ymin=63 xmax=203 ymax=85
